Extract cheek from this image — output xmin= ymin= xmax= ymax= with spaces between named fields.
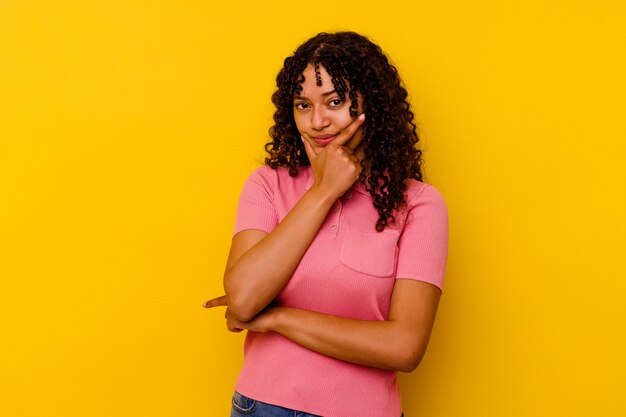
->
xmin=333 ymin=109 xmax=356 ymax=130
xmin=337 ymin=96 xmax=363 ymax=128
xmin=336 ymin=115 xmax=352 ymax=129
xmin=293 ymin=113 xmax=306 ymax=132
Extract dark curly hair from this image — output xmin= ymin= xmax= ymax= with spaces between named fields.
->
xmin=265 ymin=31 xmax=423 ymax=232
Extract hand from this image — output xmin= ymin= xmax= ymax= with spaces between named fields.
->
xmin=202 ymin=295 xmax=241 ymax=332
xmin=302 ymin=114 xmax=366 ymax=199
xmin=203 ymin=295 xmax=276 ymax=333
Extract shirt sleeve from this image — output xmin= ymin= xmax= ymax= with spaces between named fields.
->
xmin=233 ymin=166 xmax=279 ymax=236
xmin=395 ymin=184 xmax=449 ymax=290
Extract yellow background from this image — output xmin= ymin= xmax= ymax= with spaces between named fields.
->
xmin=1 ymin=1 xmax=625 ymax=416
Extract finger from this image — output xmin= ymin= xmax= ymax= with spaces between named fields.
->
xmin=203 ymin=295 xmax=227 ymax=308
xmin=227 ymin=317 xmax=245 ymax=333
xmin=334 ymin=113 xmax=366 ymax=148
xmin=349 ymin=154 xmax=361 ymax=167
xmin=336 ymin=147 xmax=360 ymax=168
xmin=301 ymin=135 xmax=318 ymax=162
xmin=227 ymin=320 xmax=243 ymax=332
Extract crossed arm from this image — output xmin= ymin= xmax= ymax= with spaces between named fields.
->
xmin=205 ymin=187 xmax=442 ymax=373
xmin=213 ymin=273 xmax=440 ymax=373
xmin=204 ymin=115 xmax=442 ymax=373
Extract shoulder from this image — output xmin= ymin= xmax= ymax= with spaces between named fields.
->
xmin=244 ymin=165 xmax=289 ymax=188
xmin=243 ymin=165 xmax=310 ymax=195
xmin=246 ymin=165 xmax=279 ymax=182
xmin=404 ymin=180 xmax=447 ymax=211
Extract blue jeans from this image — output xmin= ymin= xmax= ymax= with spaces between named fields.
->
xmin=230 ymin=391 xmax=321 ymax=416
xmin=230 ymin=391 xmax=404 ymax=417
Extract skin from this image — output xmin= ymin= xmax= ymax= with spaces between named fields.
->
xmin=203 ymin=65 xmax=441 ymax=373
xmin=294 ymin=65 xmax=365 ymax=161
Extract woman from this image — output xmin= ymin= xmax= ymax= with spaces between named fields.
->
xmin=204 ymin=31 xmax=448 ymax=417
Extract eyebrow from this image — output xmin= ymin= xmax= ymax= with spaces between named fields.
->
xmin=294 ymin=89 xmax=337 ymax=100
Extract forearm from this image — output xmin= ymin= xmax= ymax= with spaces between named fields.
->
xmin=224 ymin=186 xmax=336 ymax=321
xmin=268 ymin=307 xmax=430 ymax=373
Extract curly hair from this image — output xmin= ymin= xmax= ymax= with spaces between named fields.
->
xmin=265 ymin=31 xmax=423 ymax=232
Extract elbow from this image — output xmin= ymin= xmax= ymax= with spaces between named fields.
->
xmin=392 ymin=340 xmax=428 ymax=373
xmin=223 ymin=279 xmax=260 ymax=322
xmin=228 ymin=300 xmax=257 ymax=322
xmin=224 ymin=291 xmax=258 ymax=322
xmin=396 ymin=351 xmax=424 ymax=373
xmin=224 ymin=272 xmax=254 ymax=322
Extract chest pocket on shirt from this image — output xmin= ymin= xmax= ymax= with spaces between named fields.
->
xmin=339 ymin=228 xmax=400 ymax=277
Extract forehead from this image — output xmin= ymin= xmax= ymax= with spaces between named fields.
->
xmin=297 ymin=65 xmax=336 ymax=97
xmin=302 ymin=64 xmax=330 ymax=84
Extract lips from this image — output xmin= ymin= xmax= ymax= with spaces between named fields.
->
xmin=312 ymin=135 xmax=337 ymax=146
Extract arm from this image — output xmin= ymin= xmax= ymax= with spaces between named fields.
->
xmin=214 ymin=183 xmax=448 ymax=372
xmin=224 ymin=188 xmax=336 ymax=321
xmin=224 ymin=115 xmax=366 ymax=321
xmin=229 ymin=279 xmax=441 ymax=372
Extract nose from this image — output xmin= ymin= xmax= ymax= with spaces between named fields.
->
xmin=311 ymin=107 xmax=330 ymax=131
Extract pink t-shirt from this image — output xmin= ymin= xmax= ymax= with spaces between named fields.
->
xmin=233 ymin=166 xmax=448 ymax=417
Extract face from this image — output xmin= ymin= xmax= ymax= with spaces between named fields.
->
xmin=293 ymin=64 xmax=363 ymax=156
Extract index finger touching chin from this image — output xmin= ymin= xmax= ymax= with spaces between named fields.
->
xmin=334 ymin=113 xmax=365 ymax=147
xmin=343 ymin=114 xmax=366 ymax=151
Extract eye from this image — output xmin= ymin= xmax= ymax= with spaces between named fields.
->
xmin=294 ymin=102 xmax=310 ymax=110
xmin=329 ymin=99 xmax=343 ymax=107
